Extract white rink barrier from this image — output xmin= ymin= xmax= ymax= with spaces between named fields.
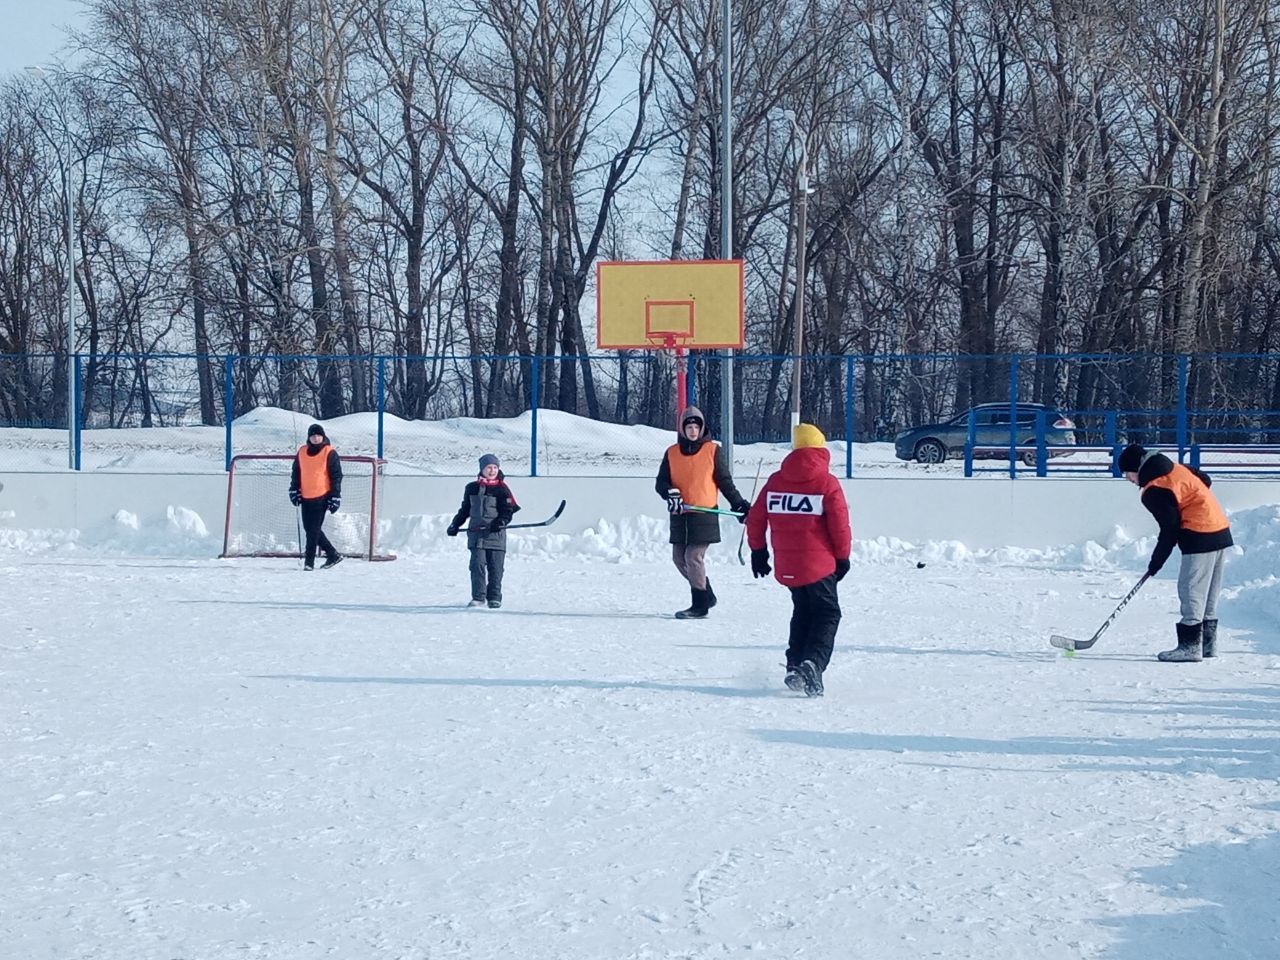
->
xmin=2 ymin=471 xmax=1279 ymax=552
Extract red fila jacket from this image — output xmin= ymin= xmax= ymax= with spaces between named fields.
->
xmin=746 ymin=446 xmax=851 ymax=587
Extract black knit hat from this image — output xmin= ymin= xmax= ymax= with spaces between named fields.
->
xmin=1117 ymin=443 xmax=1146 ymax=473
xmin=307 ymin=423 xmax=326 ymax=439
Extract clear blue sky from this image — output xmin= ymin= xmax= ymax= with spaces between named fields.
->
xmin=0 ymin=0 xmax=83 ymax=76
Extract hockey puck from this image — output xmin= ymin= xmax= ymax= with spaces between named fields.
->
xmin=916 ymin=561 xmax=926 ymax=569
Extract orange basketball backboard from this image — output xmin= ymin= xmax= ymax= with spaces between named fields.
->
xmin=596 ymin=260 xmax=744 ymax=349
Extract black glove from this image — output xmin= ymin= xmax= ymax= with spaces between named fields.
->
xmin=289 ymin=489 xmax=302 ymax=506
xmin=834 ymin=558 xmax=850 ymax=582
xmin=446 ymin=524 xmax=460 ymax=537
xmin=665 ymin=488 xmax=683 ymax=515
xmin=489 ymin=518 xmax=507 ymax=533
xmin=1146 ymin=562 xmax=1161 ymax=578
xmin=327 ymin=496 xmax=340 ymax=514
xmin=733 ymin=502 xmax=750 ymax=525
xmin=751 ymin=548 xmax=772 ymax=579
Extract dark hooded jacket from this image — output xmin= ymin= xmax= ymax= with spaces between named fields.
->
xmin=450 ymin=471 xmax=520 ymax=551
xmin=655 ymin=405 xmax=749 ymax=545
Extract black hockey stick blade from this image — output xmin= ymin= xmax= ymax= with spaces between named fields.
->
xmin=503 ymin=499 xmax=566 ymax=530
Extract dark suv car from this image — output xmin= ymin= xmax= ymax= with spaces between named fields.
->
xmin=893 ymin=402 xmax=1077 ymax=465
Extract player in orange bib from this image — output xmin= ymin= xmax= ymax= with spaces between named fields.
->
xmin=655 ymin=406 xmax=751 ymax=619
xmin=289 ymin=423 xmax=344 ymax=570
xmin=1117 ymin=443 xmax=1233 ymax=661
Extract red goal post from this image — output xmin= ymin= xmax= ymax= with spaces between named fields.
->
xmin=221 ymin=454 xmax=395 ymax=561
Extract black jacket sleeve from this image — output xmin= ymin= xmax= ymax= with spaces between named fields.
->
xmin=655 ymin=452 xmax=674 ymax=498
xmin=290 ymin=456 xmax=301 ymax=494
xmin=1141 ymin=487 xmax=1182 ymax=574
xmin=713 ymin=445 xmax=749 ymax=512
xmin=450 ymin=482 xmax=475 ymax=529
xmin=327 ymin=449 xmax=343 ymax=498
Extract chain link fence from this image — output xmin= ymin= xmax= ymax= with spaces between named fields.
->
xmin=1 ymin=352 xmax=1278 ymax=475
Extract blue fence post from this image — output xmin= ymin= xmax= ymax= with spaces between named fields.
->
xmin=964 ymin=409 xmax=977 ymax=478
xmin=73 ymin=354 xmax=82 ymax=471
xmin=1035 ymin=411 xmax=1047 ymax=477
xmin=376 ymin=357 xmax=386 ymax=459
xmin=1176 ymin=354 xmax=1189 ymax=460
xmin=1008 ymin=356 xmax=1019 ymax=478
xmin=688 ymin=355 xmax=697 ymax=408
xmin=1105 ymin=411 xmax=1120 ymax=477
xmin=844 ymin=356 xmax=855 ymax=479
xmin=530 ymin=356 xmax=541 ymax=477
xmin=223 ymin=356 xmax=234 ymax=471
xmin=1190 ymin=443 xmax=1201 ymax=470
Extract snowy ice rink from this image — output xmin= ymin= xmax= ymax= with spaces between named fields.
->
xmin=5 ymin=527 xmax=1280 ymax=959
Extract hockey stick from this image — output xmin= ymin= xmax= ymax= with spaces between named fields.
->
xmin=1050 ymin=573 xmax=1150 ymax=652
xmin=681 ymin=504 xmax=743 ymax=517
xmin=738 ymin=458 xmax=765 ymax=565
xmin=501 ymin=499 xmax=567 ymax=530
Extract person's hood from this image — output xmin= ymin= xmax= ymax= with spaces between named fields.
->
xmin=1136 ymin=451 xmax=1176 ymax=487
xmin=676 ymin=405 xmax=712 ymax=454
xmin=778 ymin=445 xmax=832 ymax=482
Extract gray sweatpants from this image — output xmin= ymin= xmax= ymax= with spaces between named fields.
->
xmin=1177 ymin=548 xmax=1227 ymax=624
xmin=671 ymin=543 xmax=709 ymax=590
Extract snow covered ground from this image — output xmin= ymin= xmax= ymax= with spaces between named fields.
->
xmin=3 ymin=499 xmax=1280 ymax=958
xmin=3 ymin=417 xmax=1279 ymax=957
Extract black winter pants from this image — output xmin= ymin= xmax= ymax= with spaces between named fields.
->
xmin=786 ymin=574 xmax=842 ymax=673
xmin=469 ymin=547 xmax=506 ymax=602
xmin=300 ymin=498 xmax=336 ymax=566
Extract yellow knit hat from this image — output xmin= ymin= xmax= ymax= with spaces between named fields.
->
xmin=793 ymin=423 xmax=826 ymax=449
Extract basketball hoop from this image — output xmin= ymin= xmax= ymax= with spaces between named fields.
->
xmin=595 ymin=260 xmax=744 ymax=427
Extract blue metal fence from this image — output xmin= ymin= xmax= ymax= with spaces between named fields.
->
xmin=2 ymin=351 xmax=1279 ymax=476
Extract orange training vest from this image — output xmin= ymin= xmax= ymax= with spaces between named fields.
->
xmin=297 ymin=443 xmax=334 ymax=499
xmin=1143 ymin=463 xmax=1229 ymax=533
xmin=666 ymin=442 xmax=719 ymax=508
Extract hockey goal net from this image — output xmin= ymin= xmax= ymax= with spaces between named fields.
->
xmin=221 ymin=454 xmax=395 ymax=561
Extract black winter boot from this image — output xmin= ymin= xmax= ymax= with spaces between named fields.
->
xmin=1201 ymin=619 xmax=1218 ymax=658
xmin=676 ymin=588 xmax=711 ymax=619
xmin=798 ymin=659 xmax=824 ymax=697
xmin=704 ymin=579 xmax=717 ymax=609
xmin=1158 ymin=622 xmax=1203 ymax=662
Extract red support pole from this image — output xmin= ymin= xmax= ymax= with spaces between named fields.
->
xmin=675 ymin=344 xmax=687 ymax=426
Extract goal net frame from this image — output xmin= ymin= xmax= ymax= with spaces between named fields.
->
xmin=221 ymin=453 xmax=396 ymax=561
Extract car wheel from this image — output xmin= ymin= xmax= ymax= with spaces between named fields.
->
xmin=914 ymin=439 xmax=946 ymax=464
xmin=1020 ymin=450 xmax=1037 ymax=467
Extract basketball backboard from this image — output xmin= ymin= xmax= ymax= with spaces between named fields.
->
xmin=596 ymin=260 xmax=744 ymax=350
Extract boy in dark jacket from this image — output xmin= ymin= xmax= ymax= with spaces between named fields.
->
xmin=746 ymin=423 xmax=852 ymax=696
xmin=1118 ymin=443 xmax=1233 ymax=661
xmin=447 ymin=453 xmax=520 ymax=608
xmin=655 ymin=406 xmax=751 ymax=619
xmin=288 ymin=423 xmax=344 ymax=570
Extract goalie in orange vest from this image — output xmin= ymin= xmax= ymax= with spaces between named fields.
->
xmin=1118 ymin=443 xmax=1233 ymax=661
xmin=289 ymin=423 xmax=344 ymax=570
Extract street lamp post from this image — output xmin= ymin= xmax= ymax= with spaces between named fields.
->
xmin=27 ymin=65 xmax=77 ymax=469
xmin=719 ymin=0 xmax=734 ymax=463
xmin=782 ymin=111 xmax=809 ymax=431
